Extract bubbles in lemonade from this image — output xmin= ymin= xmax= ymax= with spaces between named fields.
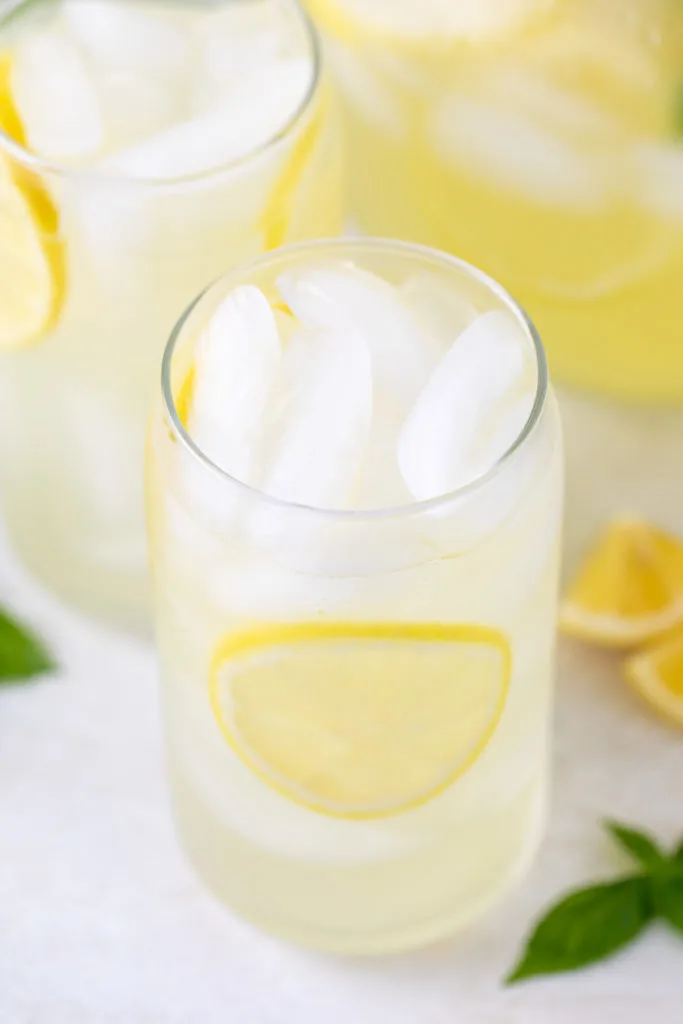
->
xmin=0 ymin=0 xmax=342 ymax=628
xmin=147 ymin=241 xmax=563 ymax=953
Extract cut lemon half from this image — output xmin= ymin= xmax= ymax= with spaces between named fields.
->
xmin=0 ymin=53 xmax=65 ymax=349
xmin=625 ymin=628 xmax=683 ymax=729
xmin=210 ymin=621 xmax=511 ymax=819
xmin=560 ymin=519 xmax=683 ymax=648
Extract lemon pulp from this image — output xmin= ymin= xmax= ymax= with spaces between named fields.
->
xmin=560 ymin=519 xmax=683 ymax=648
xmin=0 ymin=52 xmax=65 ymax=349
xmin=210 ymin=621 xmax=511 ymax=820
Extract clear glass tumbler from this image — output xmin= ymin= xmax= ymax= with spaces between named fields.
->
xmin=147 ymin=239 xmax=564 ymax=953
xmin=0 ymin=0 xmax=343 ymax=629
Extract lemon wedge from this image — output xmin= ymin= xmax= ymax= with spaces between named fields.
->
xmin=210 ymin=621 xmax=511 ymax=819
xmin=560 ymin=519 xmax=683 ymax=648
xmin=625 ymin=627 xmax=683 ymax=729
xmin=0 ymin=52 xmax=65 ymax=349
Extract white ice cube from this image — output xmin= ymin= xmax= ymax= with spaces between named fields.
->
xmin=330 ymin=0 xmax=546 ymax=40
xmin=357 ymin=392 xmax=413 ymax=510
xmin=324 ymin=37 xmax=406 ymax=137
xmin=195 ymin=15 xmax=282 ymax=109
xmin=401 ymin=273 xmax=477 ymax=348
xmin=11 ymin=30 xmax=105 ymax=162
xmin=398 ymin=311 xmax=532 ymax=501
xmin=260 ymin=326 xmax=373 ymax=509
xmin=277 ymin=264 xmax=442 ymax=412
xmin=98 ymin=71 xmax=177 ymax=148
xmin=432 ymin=93 xmax=612 ymax=208
xmin=105 ymin=57 xmax=312 ymax=179
xmin=634 ymin=143 xmax=683 ymax=222
xmin=189 ymin=285 xmax=282 ymax=485
xmin=482 ymin=65 xmax=620 ymax=139
xmin=62 ymin=0 xmax=190 ymax=80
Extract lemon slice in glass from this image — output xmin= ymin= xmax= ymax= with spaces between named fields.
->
xmin=210 ymin=621 xmax=511 ymax=819
xmin=0 ymin=53 xmax=65 ymax=349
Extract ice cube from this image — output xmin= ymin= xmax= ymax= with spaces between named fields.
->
xmin=398 ymin=311 xmax=532 ymax=501
xmin=357 ymin=393 xmax=413 ymax=510
xmin=483 ymin=65 xmax=619 ymax=139
xmin=260 ymin=326 xmax=373 ymax=509
xmin=195 ymin=13 xmax=282 ymax=109
xmin=432 ymin=93 xmax=612 ymax=208
xmin=277 ymin=264 xmax=442 ymax=412
xmin=189 ymin=285 xmax=282 ymax=485
xmin=634 ymin=143 xmax=683 ymax=222
xmin=401 ymin=273 xmax=477 ymax=348
xmin=467 ymin=392 xmax=535 ymax=479
xmin=105 ymin=57 xmax=312 ymax=179
xmin=98 ymin=71 xmax=177 ymax=148
xmin=333 ymin=0 xmax=545 ymax=40
xmin=11 ymin=30 xmax=105 ymax=162
xmin=62 ymin=0 xmax=190 ymax=80
xmin=324 ymin=37 xmax=406 ymax=137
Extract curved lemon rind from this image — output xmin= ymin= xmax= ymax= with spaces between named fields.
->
xmin=559 ymin=598 xmax=683 ymax=649
xmin=624 ymin=656 xmax=683 ymax=729
xmin=0 ymin=53 xmax=65 ymax=350
xmin=209 ymin=621 xmax=511 ymax=821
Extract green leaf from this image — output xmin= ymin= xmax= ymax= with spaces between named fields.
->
xmin=0 ymin=608 xmax=55 ymax=683
xmin=506 ymin=878 xmax=653 ymax=985
xmin=605 ymin=820 xmax=666 ymax=870
xmin=651 ymin=871 xmax=683 ymax=935
xmin=673 ymin=838 xmax=683 ymax=866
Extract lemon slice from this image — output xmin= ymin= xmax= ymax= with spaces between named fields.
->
xmin=210 ymin=621 xmax=511 ymax=819
xmin=260 ymin=86 xmax=329 ymax=252
xmin=625 ymin=628 xmax=683 ymax=729
xmin=0 ymin=53 xmax=64 ymax=349
xmin=560 ymin=519 xmax=683 ymax=648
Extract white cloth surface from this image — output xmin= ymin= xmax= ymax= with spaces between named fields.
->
xmin=1 ymin=524 xmax=682 ymax=1024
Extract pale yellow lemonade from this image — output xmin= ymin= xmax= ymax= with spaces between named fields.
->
xmin=303 ymin=0 xmax=683 ymax=402
xmin=147 ymin=240 xmax=563 ymax=953
xmin=0 ymin=0 xmax=342 ymax=628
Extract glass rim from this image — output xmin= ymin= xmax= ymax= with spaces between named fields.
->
xmin=0 ymin=0 xmax=322 ymax=190
xmin=161 ymin=237 xmax=550 ymax=523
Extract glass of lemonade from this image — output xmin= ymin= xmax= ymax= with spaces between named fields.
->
xmin=0 ymin=0 xmax=342 ymax=630
xmin=147 ymin=239 xmax=563 ymax=953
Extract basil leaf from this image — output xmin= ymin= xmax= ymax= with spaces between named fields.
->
xmin=0 ymin=608 xmax=55 ymax=683
xmin=506 ymin=878 xmax=653 ymax=985
xmin=651 ymin=872 xmax=683 ymax=935
xmin=606 ymin=820 xmax=666 ymax=870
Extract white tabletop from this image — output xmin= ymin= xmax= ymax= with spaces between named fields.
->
xmin=1 ymin=519 xmax=682 ymax=1024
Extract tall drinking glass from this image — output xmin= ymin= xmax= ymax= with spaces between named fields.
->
xmin=147 ymin=239 xmax=564 ymax=953
xmin=0 ymin=0 xmax=342 ymax=629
